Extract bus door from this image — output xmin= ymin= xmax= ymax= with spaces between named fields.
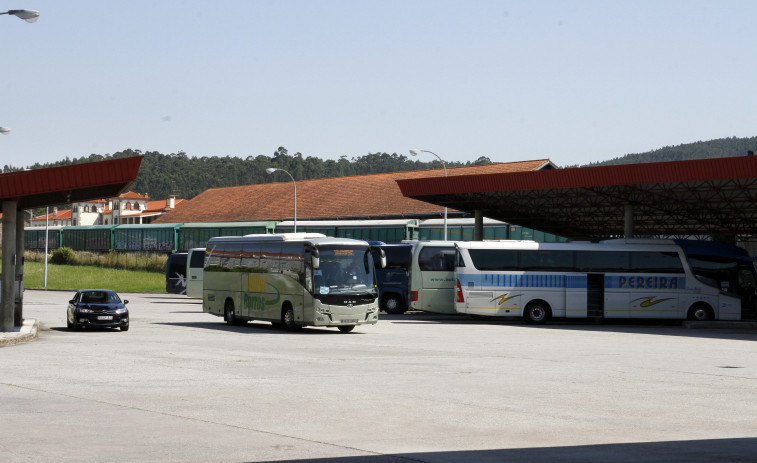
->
xmin=738 ymin=262 xmax=757 ymax=320
xmin=587 ymin=273 xmax=604 ymax=318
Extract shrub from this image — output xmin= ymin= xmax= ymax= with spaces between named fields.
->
xmin=50 ymin=247 xmax=75 ymax=265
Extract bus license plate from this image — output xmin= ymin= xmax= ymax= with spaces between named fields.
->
xmin=97 ymin=315 xmax=113 ymax=320
xmin=341 ymin=319 xmax=358 ymax=324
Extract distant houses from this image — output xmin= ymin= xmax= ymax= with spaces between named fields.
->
xmin=27 ymin=192 xmax=186 ymax=227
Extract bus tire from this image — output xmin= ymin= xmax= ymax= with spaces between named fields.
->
xmin=224 ymin=299 xmax=240 ymax=326
xmin=281 ymin=304 xmax=301 ymax=331
xmin=687 ymin=303 xmax=713 ymax=321
xmin=338 ymin=325 xmax=355 ymax=333
xmin=383 ymin=295 xmax=406 ymax=314
xmin=524 ymin=301 xmax=550 ymax=325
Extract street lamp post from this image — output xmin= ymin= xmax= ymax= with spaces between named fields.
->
xmin=0 ymin=9 xmax=40 ymax=22
xmin=410 ymin=149 xmax=448 ymax=240
xmin=266 ymin=168 xmax=297 ymax=233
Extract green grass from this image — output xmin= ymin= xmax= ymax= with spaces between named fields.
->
xmin=21 ymin=261 xmax=166 ymax=293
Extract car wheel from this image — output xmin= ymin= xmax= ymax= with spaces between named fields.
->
xmin=121 ymin=324 xmax=129 ymax=332
xmin=67 ymin=314 xmax=73 ymax=330
xmin=338 ymin=325 xmax=355 ymax=333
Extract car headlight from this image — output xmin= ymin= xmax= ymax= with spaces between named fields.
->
xmin=115 ymin=308 xmax=128 ymax=315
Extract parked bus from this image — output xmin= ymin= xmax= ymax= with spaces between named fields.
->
xmin=454 ymin=239 xmax=757 ymax=324
xmin=203 ymin=233 xmax=385 ymax=332
xmin=185 ymin=247 xmax=206 ymax=298
xmin=165 ymin=252 xmax=188 ymax=294
xmin=409 ymin=241 xmax=457 ymax=314
xmin=372 ymin=243 xmax=413 ymax=314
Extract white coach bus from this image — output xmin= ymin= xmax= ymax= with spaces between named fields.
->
xmin=203 ymin=233 xmax=384 ymax=332
xmin=455 ymin=239 xmax=757 ymax=324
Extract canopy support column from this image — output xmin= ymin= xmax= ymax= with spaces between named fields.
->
xmin=1 ymin=201 xmax=18 ymax=332
xmin=15 ymin=209 xmax=25 ymax=326
xmin=474 ymin=210 xmax=484 ymax=241
xmin=624 ymin=205 xmax=635 ymax=238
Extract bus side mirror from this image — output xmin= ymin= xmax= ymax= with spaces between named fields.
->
xmin=380 ymin=249 xmax=386 ymax=269
xmin=311 ymin=248 xmax=320 ymax=270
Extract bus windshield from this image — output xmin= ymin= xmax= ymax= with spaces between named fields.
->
xmin=314 ymin=245 xmax=375 ymax=295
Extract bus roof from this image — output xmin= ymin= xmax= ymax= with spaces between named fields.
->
xmin=455 ymin=239 xmax=684 ymax=252
xmin=207 ymin=233 xmax=372 ymax=247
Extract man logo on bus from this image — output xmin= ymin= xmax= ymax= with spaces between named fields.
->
xmin=490 ymin=293 xmax=519 ymax=306
xmin=631 ymin=296 xmax=675 ymax=307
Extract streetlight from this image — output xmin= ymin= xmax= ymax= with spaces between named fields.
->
xmin=0 ymin=127 xmax=10 ymax=135
xmin=266 ymin=167 xmax=297 ymax=233
xmin=0 ymin=9 xmax=40 ymax=22
xmin=410 ymin=149 xmax=448 ymax=240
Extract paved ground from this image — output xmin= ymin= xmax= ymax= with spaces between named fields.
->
xmin=1 ymin=290 xmax=756 ymax=462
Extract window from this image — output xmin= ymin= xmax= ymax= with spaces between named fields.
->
xmin=631 ymin=251 xmax=684 ymax=273
xmin=418 ymin=246 xmax=456 ymax=271
xmin=576 ymin=251 xmax=630 ymax=272
xmin=468 ymin=249 xmax=518 ymax=271
xmin=519 ymin=250 xmax=575 ymax=271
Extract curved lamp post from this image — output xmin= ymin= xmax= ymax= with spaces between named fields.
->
xmin=266 ymin=168 xmax=297 ymax=232
xmin=1 ymin=9 xmax=40 ymax=22
xmin=410 ymin=149 xmax=448 ymax=240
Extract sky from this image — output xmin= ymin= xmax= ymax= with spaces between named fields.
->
xmin=2 ymin=0 xmax=757 ymax=168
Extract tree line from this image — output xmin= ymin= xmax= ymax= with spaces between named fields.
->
xmin=4 ymin=147 xmax=492 ymax=201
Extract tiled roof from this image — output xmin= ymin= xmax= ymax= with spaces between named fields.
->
xmin=30 ymin=209 xmax=73 ymax=221
xmin=118 ymin=191 xmax=150 ymax=200
xmin=154 ymin=160 xmax=552 ymax=224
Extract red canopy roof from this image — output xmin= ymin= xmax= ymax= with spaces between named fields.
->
xmin=396 ymin=156 xmax=757 ymax=238
xmin=0 ymin=156 xmax=143 ymax=210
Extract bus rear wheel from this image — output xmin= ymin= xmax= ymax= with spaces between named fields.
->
xmin=524 ymin=301 xmax=550 ymax=325
xmin=688 ymin=303 xmax=714 ymax=321
xmin=383 ymin=295 xmax=406 ymax=314
xmin=224 ymin=300 xmax=240 ymax=326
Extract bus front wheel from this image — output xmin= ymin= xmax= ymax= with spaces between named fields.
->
xmin=383 ymin=295 xmax=406 ymax=314
xmin=338 ymin=325 xmax=355 ymax=333
xmin=281 ymin=304 xmax=301 ymax=331
xmin=524 ymin=301 xmax=550 ymax=325
xmin=688 ymin=303 xmax=714 ymax=321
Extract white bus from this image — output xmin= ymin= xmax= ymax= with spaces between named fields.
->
xmin=455 ymin=239 xmax=757 ymax=323
xmin=203 ymin=233 xmax=384 ymax=332
xmin=408 ymin=241 xmax=458 ymax=314
xmin=185 ymin=247 xmax=206 ymax=298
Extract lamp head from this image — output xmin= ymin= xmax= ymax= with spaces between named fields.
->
xmin=0 ymin=127 xmax=10 ymax=135
xmin=409 ymin=149 xmax=421 ymax=156
xmin=265 ymin=168 xmax=279 ymax=174
xmin=8 ymin=10 xmax=40 ymax=22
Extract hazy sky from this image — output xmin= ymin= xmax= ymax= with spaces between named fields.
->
xmin=2 ymin=0 xmax=756 ymax=168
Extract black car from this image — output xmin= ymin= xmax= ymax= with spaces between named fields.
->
xmin=67 ymin=289 xmax=129 ymax=331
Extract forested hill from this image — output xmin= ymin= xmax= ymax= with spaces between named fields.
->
xmin=6 ymin=147 xmax=492 ymax=201
xmin=580 ymin=136 xmax=757 ymax=167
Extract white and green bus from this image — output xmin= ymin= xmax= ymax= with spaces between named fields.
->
xmin=203 ymin=233 xmax=384 ymax=332
xmin=408 ymin=241 xmax=458 ymax=314
xmin=455 ymin=239 xmax=757 ymax=324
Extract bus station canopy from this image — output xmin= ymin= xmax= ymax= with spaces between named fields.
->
xmin=396 ymin=156 xmax=757 ymax=239
xmin=0 ymin=156 xmax=143 ymax=209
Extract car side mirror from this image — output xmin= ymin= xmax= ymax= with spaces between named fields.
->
xmin=69 ymin=300 xmax=75 ymax=304
xmin=123 ymin=300 xmax=129 ymax=305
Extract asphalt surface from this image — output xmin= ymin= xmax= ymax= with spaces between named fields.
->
xmin=1 ymin=290 xmax=757 ymax=462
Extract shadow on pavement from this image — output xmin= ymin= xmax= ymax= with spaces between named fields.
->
xmin=255 ymin=437 xmax=757 ymax=463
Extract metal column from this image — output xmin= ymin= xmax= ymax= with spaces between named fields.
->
xmin=1 ymin=200 xmax=17 ymax=331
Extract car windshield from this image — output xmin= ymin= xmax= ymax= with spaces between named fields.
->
xmin=81 ymin=291 xmax=120 ymax=304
